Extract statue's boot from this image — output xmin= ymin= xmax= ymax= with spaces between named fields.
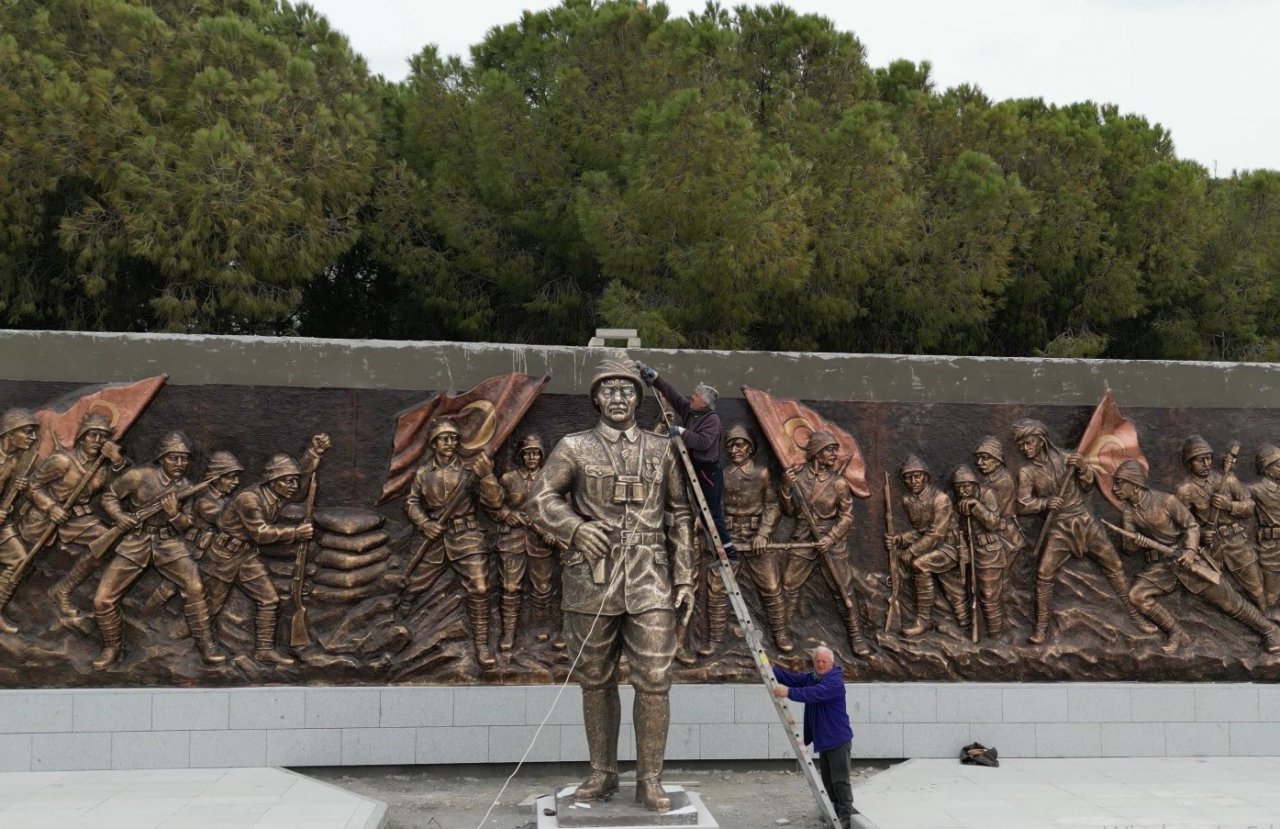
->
xmin=467 ymin=596 xmax=497 ymax=667
xmin=844 ymin=597 xmax=872 ymax=657
xmin=499 ymin=593 xmax=520 ymax=652
xmin=761 ymin=591 xmax=793 ymax=653
xmin=254 ymin=604 xmax=295 ymax=666
xmin=0 ymin=608 xmax=17 ymax=635
xmin=697 ymin=596 xmax=728 ymax=657
xmin=1227 ymin=597 xmax=1280 ymax=654
xmin=901 ymin=574 xmax=933 ymax=637
xmin=1028 ymin=578 xmax=1055 ymax=644
xmin=941 ymin=574 xmax=972 ymax=633
xmin=1143 ymin=603 xmax=1190 ymax=654
xmin=185 ymin=597 xmax=228 ymax=666
xmin=51 ymin=554 xmax=96 ymax=623
xmin=575 ymin=688 xmax=620 ymax=801
xmin=1106 ymin=569 xmax=1159 ymax=634
xmin=783 ymin=588 xmax=800 ymax=628
xmin=91 ymin=608 xmax=124 ymax=670
xmin=1232 ymin=564 xmax=1267 ymax=614
xmin=633 ymin=691 xmax=671 ymax=812
xmin=980 ymin=569 xmax=1005 ymax=635
xmin=531 ymin=592 xmax=551 ymax=643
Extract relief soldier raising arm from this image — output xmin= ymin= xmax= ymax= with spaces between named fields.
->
xmin=208 ymin=437 xmax=329 ymax=667
xmin=1012 ymin=418 xmax=1155 ymax=644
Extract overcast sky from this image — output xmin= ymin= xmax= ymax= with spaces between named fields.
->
xmin=304 ymin=0 xmax=1278 ymax=175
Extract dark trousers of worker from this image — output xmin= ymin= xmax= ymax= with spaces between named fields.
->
xmin=692 ymin=460 xmax=732 ymax=549
xmin=818 ymin=739 xmax=854 ymax=821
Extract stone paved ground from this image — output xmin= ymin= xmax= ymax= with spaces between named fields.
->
xmin=302 ymin=761 xmax=892 ymax=829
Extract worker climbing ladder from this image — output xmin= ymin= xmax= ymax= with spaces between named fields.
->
xmin=653 ymin=391 xmax=842 ymax=829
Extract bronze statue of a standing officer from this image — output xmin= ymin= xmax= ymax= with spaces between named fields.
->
xmin=0 ymin=409 xmax=40 ymax=634
xmin=530 ymin=356 xmax=694 ymax=812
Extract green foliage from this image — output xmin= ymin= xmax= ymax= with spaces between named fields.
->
xmin=5 ymin=0 xmax=1279 ymax=361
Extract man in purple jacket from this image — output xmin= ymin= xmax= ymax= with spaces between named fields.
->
xmin=635 ymin=363 xmax=736 ymax=559
xmin=773 ymin=646 xmax=856 ymax=827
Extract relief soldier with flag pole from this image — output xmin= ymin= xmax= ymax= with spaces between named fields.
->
xmin=402 ymin=420 xmax=504 ymax=667
xmin=1013 ymin=394 xmax=1158 ymax=645
xmin=22 ymin=412 xmax=130 ymax=628
xmin=1108 ymin=459 xmax=1280 ymax=655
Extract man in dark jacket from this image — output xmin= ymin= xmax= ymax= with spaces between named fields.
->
xmin=772 ymin=645 xmax=856 ymax=828
xmin=635 ymin=363 xmax=735 ymax=558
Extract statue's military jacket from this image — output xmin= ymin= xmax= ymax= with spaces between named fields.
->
xmin=1250 ymin=478 xmax=1280 ymax=530
xmin=493 ymin=468 xmax=551 ymax=557
xmin=1122 ymin=490 xmax=1200 ymax=554
xmin=405 ymin=455 xmax=503 ymax=549
xmin=722 ymin=460 xmax=780 ymax=543
xmin=101 ymin=465 xmax=196 ymax=565
xmin=216 ymin=484 xmax=300 ymax=547
xmin=530 ymin=421 xmax=693 ymax=616
xmin=984 ymin=465 xmax=1026 ymax=551
xmin=184 ymin=488 xmax=230 ymax=549
xmin=901 ymin=484 xmax=961 ymax=558
xmin=780 ymin=464 xmax=853 ymax=558
xmin=1016 ymin=446 xmax=1096 ymax=519
xmin=1177 ymin=472 xmax=1253 ymax=528
xmin=19 ymin=447 xmax=124 ymax=541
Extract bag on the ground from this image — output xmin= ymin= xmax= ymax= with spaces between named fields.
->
xmin=960 ymin=741 xmax=999 ymax=767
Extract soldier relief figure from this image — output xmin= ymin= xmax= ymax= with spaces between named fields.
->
xmin=885 ymin=455 xmax=970 ymax=637
xmin=491 ymin=435 xmax=562 ymax=650
xmin=719 ymin=425 xmax=783 ymax=652
xmin=0 ymin=409 xmax=40 ymax=634
xmin=208 ymin=438 xmax=328 ymax=667
xmin=1111 ymin=459 xmax=1280 ymax=655
xmin=403 ymin=420 xmax=504 ymax=667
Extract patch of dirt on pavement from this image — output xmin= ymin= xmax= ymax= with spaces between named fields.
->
xmin=299 ymin=761 xmax=894 ymax=829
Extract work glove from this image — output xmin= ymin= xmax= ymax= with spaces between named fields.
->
xmin=666 ymin=424 xmax=685 ymax=439
xmin=635 ymin=362 xmax=658 ymax=386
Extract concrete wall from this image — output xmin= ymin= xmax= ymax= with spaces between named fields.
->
xmin=3 ymin=682 xmax=1280 ymax=771
xmin=4 ymin=331 xmax=1280 ymax=766
xmin=4 ymin=328 xmax=1280 ymax=407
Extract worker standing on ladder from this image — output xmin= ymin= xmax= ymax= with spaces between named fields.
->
xmin=772 ymin=645 xmax=857 ymax=829
xmin=635 ymin=362 xmax=736 ymax=560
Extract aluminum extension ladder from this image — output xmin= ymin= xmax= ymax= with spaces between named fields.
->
xmin=654 ymin=391 xmax=842 ymax=829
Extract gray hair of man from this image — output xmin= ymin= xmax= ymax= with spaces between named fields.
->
xmin=811 ymin=645 xmax=834 ymax=662
xmin=695 ymin=383 xmax=719 ymax=409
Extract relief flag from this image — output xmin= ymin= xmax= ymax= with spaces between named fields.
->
xmin=35 ymin=374 xmax=169 ymax=456
xmin=1074 ymin=389 xmax=1146 ymax=510
xmin=379 ymin=373 xmax=549 ymax=504
xmin=742 ymin=385 xmax=870 ymax=498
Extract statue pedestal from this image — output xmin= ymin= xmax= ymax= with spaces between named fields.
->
xmin=533 ymin=784 xmax=718 ymax=829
